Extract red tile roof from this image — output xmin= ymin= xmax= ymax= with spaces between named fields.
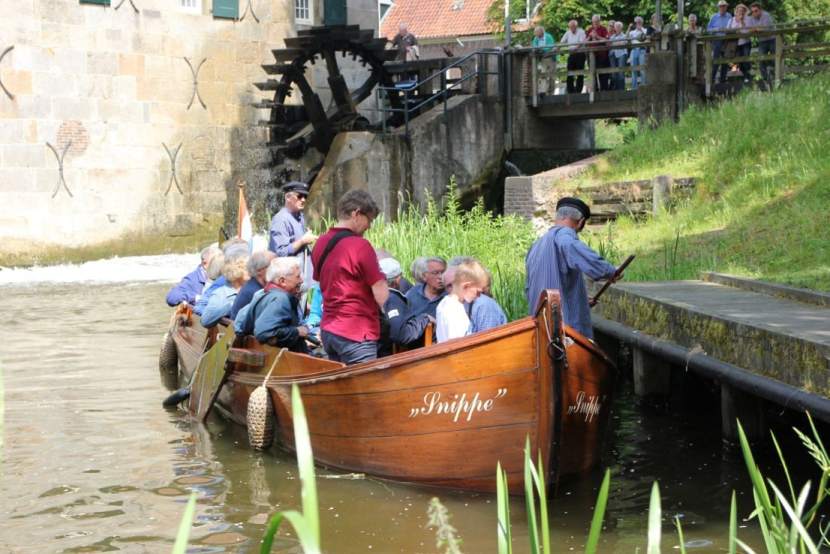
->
xmin=380 ymin=0 xmax=499 ymax=41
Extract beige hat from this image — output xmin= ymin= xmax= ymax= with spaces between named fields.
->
xmin=718 ymin=0 xmax=729 ymax=6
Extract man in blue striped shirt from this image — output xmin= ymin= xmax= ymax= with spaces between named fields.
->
xmin=525 ymin=198 xmax=619 ymax=339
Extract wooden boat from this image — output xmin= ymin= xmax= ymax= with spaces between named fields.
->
xmin=166 ymin=290 xmax=615 ymax=493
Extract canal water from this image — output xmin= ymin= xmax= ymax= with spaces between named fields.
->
xmin=0 ymin=254 xmax=809 ymax=552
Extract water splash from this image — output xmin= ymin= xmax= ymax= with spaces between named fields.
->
xmin=0 ymin=254 xmax=197 ymax=286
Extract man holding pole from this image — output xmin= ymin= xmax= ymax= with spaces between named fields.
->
xmin=524 ymin=198 xmax=621 ymax=339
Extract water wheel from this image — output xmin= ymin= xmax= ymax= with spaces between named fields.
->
xmin=254 ymin=25 xmax=401 ymax=162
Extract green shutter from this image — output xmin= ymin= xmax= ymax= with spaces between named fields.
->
xmin=80 ymin=0 xmax=110 ymax=5
xmin=324 ymin=0 xmax=347 ymax=25
xmin=213 ymin=0 xmax=238 ymax=19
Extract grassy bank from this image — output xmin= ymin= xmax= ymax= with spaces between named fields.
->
xmin=579 ymin=73 xmax=830 ymax=290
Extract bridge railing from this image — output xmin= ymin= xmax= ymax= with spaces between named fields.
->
xmin=689 ymin=18 xmax=830 ymax=96
xmin=375 ymin=48 xmax=504 ymax=137
xmin=516 ymin=38 xmax=655 ymax=104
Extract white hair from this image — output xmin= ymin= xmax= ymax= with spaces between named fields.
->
xmin=556 ymin=206 xmax=585 ymax=221
xmin=201 ymin=245 xmax=220 ymax=263
xmin=247 ymin=250 xmax=275 ymax=275
xmin=266 ymin=256 xmax=301 ymax=283
xmin=635 ymin=16 xmax=644 ymax=24
xmin=592 ymin=14 xmax=601 ymax=22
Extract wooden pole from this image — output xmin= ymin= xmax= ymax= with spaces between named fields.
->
xmin=774 ymin=34 xmax=784 ymax=88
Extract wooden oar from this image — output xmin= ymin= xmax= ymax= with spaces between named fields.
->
xmin=590 ymin=254 xmax=635 ymax=308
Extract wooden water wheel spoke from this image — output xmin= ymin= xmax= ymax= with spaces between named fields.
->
xmin=256 ymin=26 xmax=401 ymax=163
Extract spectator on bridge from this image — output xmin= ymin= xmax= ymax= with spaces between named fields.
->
xmin=532 ymin=25 xmax=557 ymax=95
xmin=647 ymin=13 xmax=662 ymax=37
xmin=392 ymin=22 xmax=419 ymax=61
xmin=728 ymin=4 xmax=753 ymax=81
xmin=627 ymin=17 xmax=648 ymax=89
xmin=688 ymin=14 xmax=702 ymax=34
xmin=586 ymin=15 xmax=611 ymax=91
xmin=561 ymin=20 xmax=587 ymax=93
xmin=708 ymin=0 xmax=733 ymax=84
xmin=747 ymin=2 xmax=775 ymax=82
xmin=609 ymin=22 xmax=629 ymax=90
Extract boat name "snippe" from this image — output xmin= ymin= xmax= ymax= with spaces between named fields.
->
xmin=567 ymin=391 xmax=602 ymax=422
xmin=409 ymin=389 xmax=508 ymax=422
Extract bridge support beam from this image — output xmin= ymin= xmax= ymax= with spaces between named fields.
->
xmin=637 ymin=51 xmax=677 ymax=127
xmin=721 ymin=383 xmax=767 ymax=442
xmin=633 ymin=347 xmax=672 ymax=398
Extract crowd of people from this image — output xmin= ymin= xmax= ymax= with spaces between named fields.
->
xmin=165 ymin=182 xmax=621 ymax=365
xmin=530 ymin=0 xmax=776 ymax=94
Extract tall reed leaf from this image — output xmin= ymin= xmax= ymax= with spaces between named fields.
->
xmin=523 ymin=438 xmax=540 ymax=554
xmin=768 ymin=481 xmax=820 ymax=554
xmin=729 ymin=490 xmax=737 ymax=554
xmin=674 ymin=516 xmax=687 ymax=554
xmin=647 ymin=482 xmax=661 ymax=554
xmin=585 ymin=469 xmax=610 ymax=554
xmin=496 ymin=462 xmax=513 ymax=554
xmin=260 ymin=385 xmax=321 ymax=554
xmin=171 ymin=493 xmax=197 ymax=554
xmin=534 ymin=451 xmax=551 ymax=554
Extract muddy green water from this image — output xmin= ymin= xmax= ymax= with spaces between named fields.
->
xmin=0 ymin=279 xmax=774 ymax=552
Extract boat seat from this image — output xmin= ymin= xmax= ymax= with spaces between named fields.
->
xmin=228 ymin=347 xmax=266 ymax=368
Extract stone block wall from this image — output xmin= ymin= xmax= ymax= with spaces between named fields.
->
xmin=0 ymin=0 xmax=294 ymax=263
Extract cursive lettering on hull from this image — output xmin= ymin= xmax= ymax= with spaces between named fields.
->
xmin=409 ymin=388 xmax=508 ymax=423
xmin=566 ymin=391 xmax=603 ymax=423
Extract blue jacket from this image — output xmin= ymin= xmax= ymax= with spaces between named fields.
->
xmin=379 ymin=289 xmax=432 ymax=356
xmin=229 ymin=278 xmax=263 ymax=320
xmin=194 ymin=277 xmax=226 ymax=316
xmin=236 ymin=288 xmax=307 ymax=353
xmin=470 ymin=294 xmax=508 ymax=333
xmin=201 ymin=285 xmax=238 ymax=328
xmin=405 ymin=282 xmax=445 ymax=319
xmin=165 ymin=265 xmax=206 ymax=307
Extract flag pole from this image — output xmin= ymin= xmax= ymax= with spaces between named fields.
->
xmin=237 ymin=180 xmax=245 ymax=238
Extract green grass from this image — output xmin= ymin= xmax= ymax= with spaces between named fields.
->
xmin=577 ymin=73 xmax=830 ymax=291
xmin=365 ymin=181 xmax=536 ymax=321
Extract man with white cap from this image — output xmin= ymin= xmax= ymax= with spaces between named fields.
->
xmin=707 ymin=0 xmax=733 ymax=84
xmin=378 ymin=257 xmax=433 ymax=356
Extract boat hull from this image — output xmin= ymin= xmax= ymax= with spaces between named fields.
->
xmin=170 ymin=291 xmax=615 ymax=493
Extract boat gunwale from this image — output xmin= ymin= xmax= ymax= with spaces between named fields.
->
xmin=234 ymin=316 xmax=539 ymax=386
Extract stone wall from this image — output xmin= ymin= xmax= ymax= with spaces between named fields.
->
xmin=307 ymin=94 xmax=505 ymax=220
xmin=0 ymin=0 xmax=294 ymax=264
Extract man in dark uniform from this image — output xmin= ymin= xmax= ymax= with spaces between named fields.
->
xmin=378 ymin=257 xmax=432 ymax=356
xmin=269 ymin=181 xmax=316 ymax=258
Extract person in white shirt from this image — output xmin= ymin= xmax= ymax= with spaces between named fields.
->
xmin=435 ymin=260 xmax=487 ymax=342
xmin=560 ymin=20 xmax=587 ymax=93
xmin=627 ymin=16 xmax=648 ymax=89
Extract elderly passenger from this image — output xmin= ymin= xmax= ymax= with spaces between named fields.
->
xmin=378 ymin=257 xmax=433 ymax=356
xmin=229 ymin=250 xmax=276 ymax=319
xmin=201 ymin=256 xmax=250 ymax=327
xmin=194 ymin=252 xmax=225 ymax=315
xmin=166 ymin=245 xmax=219 ymax=307
xmin=405 ymin=256 xmax=446 ymax=318
xmin=235 ymin=257 xmax=309 ymax=352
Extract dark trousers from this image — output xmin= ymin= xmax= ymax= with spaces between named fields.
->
xmin=757 ymin=39 xmax=775 ymax=81
xmin=321 ymin=329 xmax=377 ymax=365
xmin=737 ymin=42 xmax=752 ymax=80
xmin=566 ymin=53 xmax=586 ymax=93
xmin=712 ymin=40 xmax=729 ymax=83
xmin=596 ymin=56 xmax=610 ymax=91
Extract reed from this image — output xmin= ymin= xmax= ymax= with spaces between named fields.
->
xmin=364 ymin=180 xmax=536 ymax=321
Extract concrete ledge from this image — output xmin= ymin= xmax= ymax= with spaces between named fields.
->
xmin=594 ymin=281 xmax=830 ymax=396
xmin=701 ymin=272 xmax=830 ymax=308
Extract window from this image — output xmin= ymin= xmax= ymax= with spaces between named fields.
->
xmin=179 ymin=0 xmax=202 ymax=14
xmin=213 ymin=0 xmax=238 ymax=19
xmin=295 ymin=0 xmax=312 ymax=24
xmin=379 ymin=0 xmax=393 ymax=23
xmin=80 ymin=0 xmax=110 ymax=5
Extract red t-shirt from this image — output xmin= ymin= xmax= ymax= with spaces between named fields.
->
xmin=587 ymin=25 xmax=610 ymax=60
xmin=312 ymin=227 xmax=386 ymax=342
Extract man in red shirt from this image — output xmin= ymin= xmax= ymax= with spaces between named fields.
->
xmin=586 ymin=15 xmax=611 ymax=91
xmin=312 ymin=190 xmax=389 ymax=364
